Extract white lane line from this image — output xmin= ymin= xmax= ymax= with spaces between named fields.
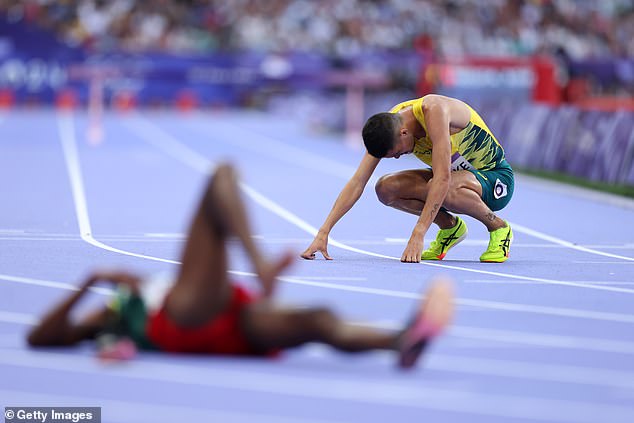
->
xmin=123 ymin=116 xmax=634 ymax=294
xmin=510 ymin=222 xmax=634 ymax=261
xmin=580 ymin=245 xmax=634 ymax=249
xmin=58 ymin=113 xmax=183 ymax=266
xmin=58 ymin=112 xmax=92 ymax=239
xmin=302 ymin=343 xmax=634 ymax=390
xmin=362 ymin=320 xmax=634 ymax=355
xmin=6 ymin=232 xmax=634 ymax=253
xmin=465 ymin=279 xmax=634 ymax=286
xmin=1 ymin=348 xmax=632 ymax=423
xmin=6 ymin=266 xmax=632 ymax=324
xmin=272 ymin=273 xmax=634 ymax=323
xmin=0 ymin=390 xmax=342 ymax=423
xmin=386 ymin=238 xmax=634 ymax=249
xmin=0 ymin=229 xmax=27 ymax=234
xmin=4 ymin=305 xmax=634 ymax=355
xmin=423 ymin=261 xmax=634 ymax=294
xmin=0 ymin=310 xmax=37 ymax=325
xmin=0 ymin=273 xmax=113 ymax=296
xmin=0 ymin=237 xmax=83 ymax=241
xmin=290 ymin=276 xmax=368 ymax=281
xmin=450 ymin=325 xmax=634 ymax=355
xmin=144 ymin=233 xmax=185 ymax=239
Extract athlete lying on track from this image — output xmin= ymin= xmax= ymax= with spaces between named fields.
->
xmin=28 ymin=163 xmax=453 ymax=369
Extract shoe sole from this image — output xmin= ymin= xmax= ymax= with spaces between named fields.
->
xmin=399 ymin=280 xmax=454 ymax=369
xmin=480 ymin=257 xmax=509 ymax=263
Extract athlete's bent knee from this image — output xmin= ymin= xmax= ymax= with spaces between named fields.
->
xmin=375 ymin=174 xmax=400 ymax=206
xmin=442 ymin=186 xmax=460 ymax=210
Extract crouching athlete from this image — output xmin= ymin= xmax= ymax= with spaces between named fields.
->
xmin=302 ymin=94 xmax=514 ymax=263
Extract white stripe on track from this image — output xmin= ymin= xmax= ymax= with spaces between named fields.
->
xmin=511 ymin=222 xmax=634 ymax=262
xmin=4 ymin=267 xmax=634 ymax=324
xmin=3 ymin=305 xmax=634 ymax=355
xmin=1 ymin=348 xmax=632 ymax=423
xmin=272 ymin=273 xmax=634 ymax=323
xmin=0 ymin=389 xmax=344 ymax=423
xmin=466 ymin=279 xmax=634 ymax=286
xmin=360 ymin=320 xmax=634 ymax=355
xmin=58 ymin=113 xmax=182 ymax=266
xmin=0 ymin=310 xmax=37 ymax=325
xmin=302 ymin=343 xmax=634 ymax=390
xmin=0 ymin=273 xmax=113 ymax=296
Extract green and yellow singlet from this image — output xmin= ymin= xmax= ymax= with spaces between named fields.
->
xmin=390 ymin=96 xmax=506 ymax=171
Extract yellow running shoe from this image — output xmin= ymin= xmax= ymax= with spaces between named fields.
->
xmin=480 ymin=222 xmax=513 ymax=263
xmin=421 ymin=216 xmax=468 ymax=260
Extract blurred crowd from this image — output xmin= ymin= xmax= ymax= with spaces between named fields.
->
xmin=2 ymin=0 xmax=633 ymax=60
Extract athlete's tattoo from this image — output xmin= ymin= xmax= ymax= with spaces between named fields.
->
xmin=486 ymin=212 xmax=497 ymax=222
xmin=431 ymin=203 xmax=440 ymax=219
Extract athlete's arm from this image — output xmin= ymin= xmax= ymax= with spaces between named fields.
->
xmin=27 ymin=271 xmax=141 ymax=347
xmin=301 ymin=152 xmax=381 ymax=260
xmin=401 ymin=96 xmax=458 ymax=262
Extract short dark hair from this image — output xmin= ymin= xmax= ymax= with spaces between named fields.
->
xmin=362 ymin=112 xmax=401 ymax=158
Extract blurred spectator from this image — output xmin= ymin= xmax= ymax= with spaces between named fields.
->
xmin=1 ymin=0 xmax=632 ymax=103
xmin=2 ymin=0 xmax=633 ymax=60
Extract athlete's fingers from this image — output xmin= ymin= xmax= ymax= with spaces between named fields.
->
xmin=402 ymin=256 xmax=420 ymax=263
xmin=400 ymin=250 xmax=421 ymax=263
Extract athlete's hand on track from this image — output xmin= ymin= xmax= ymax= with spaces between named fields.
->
xmin=401 ymin=236 xmax=424 ymax=263
xmin=301 ymin=234 xmax=332 ymax=260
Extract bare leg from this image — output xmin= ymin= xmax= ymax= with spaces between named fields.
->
xmin=165 ymin=163 xmax=273 ymax=326
xmin=375 ymin=169 xmax=456 ymax=229
xmin=375 ymin=169 xmax=506 ymax=231
xmin=242 ymin=278 xmax=454 ymax=360
xmin=242 ymin=305 xmax=398 ymax=352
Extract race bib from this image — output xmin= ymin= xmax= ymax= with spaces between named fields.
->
xmin=451 ymin=153 xmax=475 ymax=171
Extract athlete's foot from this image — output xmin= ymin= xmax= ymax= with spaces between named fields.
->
xmin=97 ymin=335 xmax=137 ymax=362
xmin=398 ymin=278 xmax=454 ymax=369
xmin=421 ymin=216 xmax=468 ymax=260
xmin=480 ymin=221 xmax=513 ymax=263
xmin=258 ymin=251 xmax=295 ymax=297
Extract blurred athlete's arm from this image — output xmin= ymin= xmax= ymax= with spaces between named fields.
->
xmin=27 ymin=271 xmax=140 ymax=346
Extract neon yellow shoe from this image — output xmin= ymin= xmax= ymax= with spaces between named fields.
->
xmin=421 ymin=216 xmax=468 ymax=260
xmin=480 ymin=222 xmax=513 ymax=263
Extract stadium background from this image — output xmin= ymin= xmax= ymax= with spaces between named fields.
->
xmin=1 ymin=0 xmax=633 ymax=189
